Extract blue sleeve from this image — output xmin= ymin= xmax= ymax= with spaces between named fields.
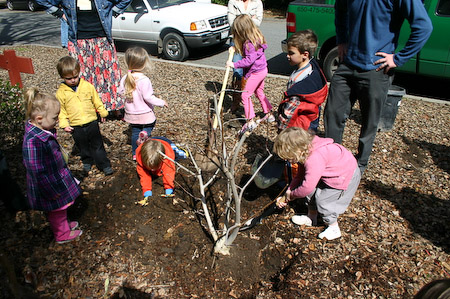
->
xmin=112 ymin=0 xmax=132 ymax=13
xmin=36 ymin=0 xmax=60 ymax=14
xmin=394 ymin=0 xmax=433 ymax=67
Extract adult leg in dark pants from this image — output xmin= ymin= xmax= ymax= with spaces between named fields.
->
xmin=72 ymin=121 xmax=111 ymax=172
xmin=324 ymin=63 xmax=391 ymax=172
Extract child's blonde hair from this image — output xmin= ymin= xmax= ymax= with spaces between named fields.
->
xmin=231 ymin=14 xmax=266 ymax=56
xmin=287 ymin=29 xmax=318 ymax=57
xmin=273 ymin=127 xmax=314 ymax=164
xmin=56 ymin=56 xmax=80 ymax=78
xmin=140 ymin=139 xmax=165 ymax=170
xmin=123 ymin=47 xmax=151 ymax=101
xmin=25 ymin=88 xmax=60 ymax=120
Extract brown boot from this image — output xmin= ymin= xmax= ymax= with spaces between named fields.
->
xmin=230 ymin=77 xmax=242 ymax=113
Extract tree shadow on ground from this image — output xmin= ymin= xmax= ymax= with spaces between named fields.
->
xmin=363 ymin=179 xmax=450 ymax=254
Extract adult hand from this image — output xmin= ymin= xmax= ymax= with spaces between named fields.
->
xmin=64 ymin=126 xmax=74 ymax=133
xmin=226 ymin=61 xmax=234 ymax=68
xmin=337 ymin=43 xmax=347 ymax=62
xmin=374 ymin=52 xmax=397 ymax=73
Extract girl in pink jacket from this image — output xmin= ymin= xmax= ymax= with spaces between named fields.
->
xmin=226 ymin=14 xmax=274 ymax=135
xmin=273 ymin=127 xmax=361 ymax=240
xmin=119 ymin=47 xmax=167 ymax=160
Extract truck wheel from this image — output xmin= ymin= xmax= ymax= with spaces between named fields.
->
xmin=6 ymin=0 xmax=14 ymax=10
xmin=162 ymin=33 xmax=189 ymax=61
xmin=323 ymin=47 xmax=339 ymax=81
xmin=28 ymin=0 xmax=36 ymax=11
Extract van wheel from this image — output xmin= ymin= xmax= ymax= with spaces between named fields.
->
xmin=323 ymin=46 xmax=339 ymax=81
xmin=6 ymin=0 xmax=14 ymax=10
xmin=162 ymin=33 xmax=189 ymax=61
xmin=28 ymin=0 xmax=36 ymax=11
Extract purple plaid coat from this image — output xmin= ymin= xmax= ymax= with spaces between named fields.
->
xmin=23 ymin=121 xmax=81 ymax=211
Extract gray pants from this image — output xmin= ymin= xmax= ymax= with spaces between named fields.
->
xmin=324 ymin=63 xmax=392 ymax=171
xmin=305 ymin=168 xmax=361 ymax=225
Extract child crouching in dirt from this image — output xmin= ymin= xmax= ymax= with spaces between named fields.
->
xmin=136 ymin=136 xmax=188 ymax=201
xmin=273 ymin=127 xmax=360 ymax=240
xmin=23 ymin=88 xmax=82 ymax=244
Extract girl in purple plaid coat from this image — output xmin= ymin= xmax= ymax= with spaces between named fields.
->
xmin=22 ymin=88 xmax=82 ymax=244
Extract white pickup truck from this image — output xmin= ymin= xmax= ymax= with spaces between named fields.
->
xmin=112 ymin=0 xmax=230 ymax=61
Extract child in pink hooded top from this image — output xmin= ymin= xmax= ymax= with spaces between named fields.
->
xmin=226 ymin=14 xmax=274 ymax=135
xmin=273 ymin=127 xmax=361 ymax=240
xmin=119 ymin=47 xmax=167 ymax=160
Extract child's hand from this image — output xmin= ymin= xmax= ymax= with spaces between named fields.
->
xmin=285 ymin=189 xmax=292 ymax=201
xmin=226 ymin=61 xmax=234 ymax=68
xmin=64 ymin=126 xmax=74 ymax=133
xmin=163 ymin=100 xmax=168 ymax=108
xmin=100 ymin=117 xmax=106 ymax=123
xmin=276 ymin=195 xmax=287 ymax=209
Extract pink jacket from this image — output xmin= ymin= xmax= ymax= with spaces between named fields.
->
xmin=290 ymin=136 xmax=357 ymax=199
xmin=119 ymin=73 xmax=165 ymax=123
xmin=233 ymin=40 xmax=268 ymax=79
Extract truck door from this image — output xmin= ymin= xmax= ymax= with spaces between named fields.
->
xmin=112 ymin=0 xmax=158 ymax=44
xmin=418 ymin=0 xmax=450 ymax=77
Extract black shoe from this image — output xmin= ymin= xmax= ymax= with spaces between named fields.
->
xmin=103 ymin=167 xmax=113 ymax=176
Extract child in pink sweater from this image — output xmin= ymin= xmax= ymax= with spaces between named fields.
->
xmin=119 ymin=47 xmax=167 ymax=160
xmin=273 ymin=127 xmax=361 ymax=240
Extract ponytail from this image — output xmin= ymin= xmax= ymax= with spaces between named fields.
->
xmin=123 ymin=47 xmax=151 ymax=102
xmin=124 ymin=70 xmax=137 ymax=101
xmin=25 ymin=87 xmax=59 ymax=120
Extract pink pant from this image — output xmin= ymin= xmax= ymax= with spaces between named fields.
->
xmin=47 ymin=204 xmax=72 ymax=242
xmin=241 ymin=68 xmax=272 ymax=120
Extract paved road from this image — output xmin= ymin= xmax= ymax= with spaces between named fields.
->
xmin=0 ymin=8 xmax=293 ymax=76
xmin=1 ymin=8 xmax=448 ymax=101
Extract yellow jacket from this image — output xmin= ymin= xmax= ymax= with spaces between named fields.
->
xmin=56 ymin=78 xmax=108 ymax=128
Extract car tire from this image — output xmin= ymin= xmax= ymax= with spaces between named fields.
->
xmin=28 ymin=0 xmax=36 ymax=11
xmin=6 ymin=0 xmax=14 ymax=10
xmin=323 ymin=46 xmax=339 ymax=81
xmin=162 ymin=33 xmax=189 ymax=61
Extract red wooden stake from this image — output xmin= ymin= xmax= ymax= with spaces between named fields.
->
xmin=0 ymin=49 xmax=34 ymax=88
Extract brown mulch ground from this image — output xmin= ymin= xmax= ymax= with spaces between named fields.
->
xmin=0 ymin=45 xmax=449 ymax=298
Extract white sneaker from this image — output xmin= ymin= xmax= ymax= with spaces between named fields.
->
xmin=257 ymin=113 xmax=276 ymax=124
xmin=291 ymin=215 xmax=314 ymax=226
xmin=238 ymin=120 xmax=257 ymax=135
xmin=318 ymin=225 xmax=341 ymax=240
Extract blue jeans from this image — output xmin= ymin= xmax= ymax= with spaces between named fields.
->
xmin=324 ymin=63 xmax=392 ymax=171
xmin=60 ymin=18 xmax=68 ymax=48
xmin=230 ymin=39 xmax=243 ymax=80
xmin=131 ymin=123 xmax=155 ymax=155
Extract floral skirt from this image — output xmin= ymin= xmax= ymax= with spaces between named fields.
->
xmin=68 ymin=37 xmax=124 ymax=111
